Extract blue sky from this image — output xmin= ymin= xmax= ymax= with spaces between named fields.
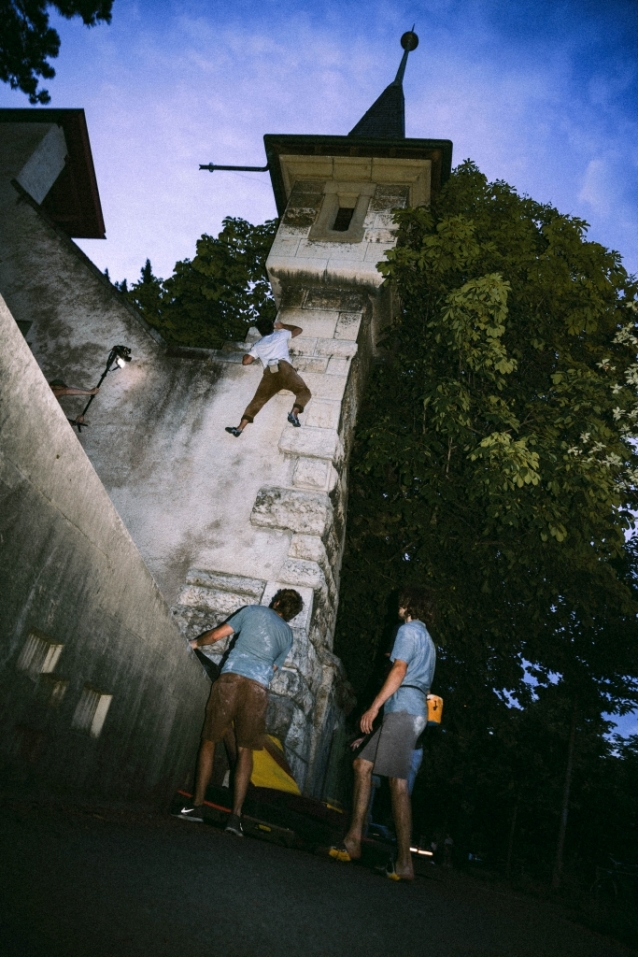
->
xmin=0 ymin=0 xmax=636 ymax=286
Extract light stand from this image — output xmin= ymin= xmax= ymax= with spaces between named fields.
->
xmin=76 ymin=345 xmax=131 ymax=432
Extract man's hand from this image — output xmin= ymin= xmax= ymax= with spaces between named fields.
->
xmin=275 ymin=321 xmax=303 ymax=338
xmin=360 ymin=705 xmax=380 ymax=735
xmin=358 ymin=659 xmax=409 ymax=735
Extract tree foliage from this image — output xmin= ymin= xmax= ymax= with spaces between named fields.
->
xmin=121 ymin=217 xmax=278 ymax=350
xmin=0 ymin=0 xmax=113 ymax=104
xmin=336 ymin=160 xmax=638 ymax=696
xmin=334 ymin=161 xmax=638 ymax=892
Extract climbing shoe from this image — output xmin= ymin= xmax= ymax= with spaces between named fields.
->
xmin=225 ymin=813 xmax=244 ymax=837
xmin=173 ymin=803 xmax=204 ymax=823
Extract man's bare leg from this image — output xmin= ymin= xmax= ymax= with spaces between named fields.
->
xmin=389 ymin=776 xmax=414 ymax=879
xmin=193 ymin=739 xmax=216 ymax=806
xmin=232 ymin=746 xmax=253 ymax=816
xmin=340 ymin=757 xmax=374 ymax=860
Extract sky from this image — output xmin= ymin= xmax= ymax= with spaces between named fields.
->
xmin=1 ymin=0 xmax=637 ymax=286
xmin=2 ymin=0 xmax=638 ymax=736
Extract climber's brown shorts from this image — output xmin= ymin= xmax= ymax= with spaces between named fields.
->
xmin=202 ymin=672 xmax=268 ymax=750
xmin=243 ymin=360 xmax=311 ymax=422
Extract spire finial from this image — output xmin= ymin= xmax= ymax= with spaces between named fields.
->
xmin=394 ymin=28 xmax=419 ymax=86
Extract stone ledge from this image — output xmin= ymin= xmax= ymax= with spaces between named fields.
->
xmin=279 ymin=427 xmax=340 ymax=461
xmin=305 ymin=399 xmax=341 ymax=431
xmin=279 ymin=557 xmax=326 ymax=590
xmin=326 ymin=357 xmax=350 ymax=376
xmin=314 ymin=339 xmax=358 ymax=358
xmin=184 ymin=568 xmax=266 ymax=598
xmin=289 ymin=337 xmax=318 ymax=356
xmin=176 ymin=585 xmax=253 ymax=616
xmin=301 ymin=372 xmax=348 ymax=401
xmin=289 ymin=337 xmax=357 ymax=359
xmin=251 ymin=486 xmax=333 ymax=537
xmin=334 ymin=312 xmax=362 ymax=340
xmin=293 ymin=356 xmax=329 ymax=374
xmin=292 ymin=457 xmax=332 ymax=491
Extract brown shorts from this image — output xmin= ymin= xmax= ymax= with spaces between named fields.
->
xmin=202 ymin=672 xmax=268 ymax=750
xmin=243 ymin=360 xmax=311 ymax=422
xmin=357 ymin=711 xmax=427 ymax=779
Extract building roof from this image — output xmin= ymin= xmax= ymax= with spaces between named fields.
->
xmin=264 ymin=134 xmax=453 ymax=217
xmin=0 ymin=108 xmax=105 ymax=239
xmin=348 ymin=83 xmax=406 ymax=139
xmin=348 ymin=30 xmax=419 ymax=139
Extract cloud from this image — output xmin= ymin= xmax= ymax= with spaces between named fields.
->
xmin=0 ymin=0 xmax=636 ymax=280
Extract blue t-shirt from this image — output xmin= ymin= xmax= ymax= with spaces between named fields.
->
xmin=221 ymin=605 xmax=293 ymax=688
xmin=385 ymin=619 xmax=436 ymax=718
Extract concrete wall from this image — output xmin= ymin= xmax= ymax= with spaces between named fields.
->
xmin=0 ymin=294 xmax=210 ymax=804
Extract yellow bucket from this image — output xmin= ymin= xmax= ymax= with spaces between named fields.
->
xmin=427 ymin=694 xmax=444 ymax=728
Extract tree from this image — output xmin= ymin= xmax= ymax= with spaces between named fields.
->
xmin=334 ymin=160 xmax=638 ymax=885
xmin=0 ymin=0 xmax=113 ymax=104
xmin=121 ymin=217 xmax=278 ymax=350
xmin=336 ymin=160 xmax=638 ymax=684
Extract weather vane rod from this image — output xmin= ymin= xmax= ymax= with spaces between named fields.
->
xmin=199 ymin=162 xmax=269 ymax=173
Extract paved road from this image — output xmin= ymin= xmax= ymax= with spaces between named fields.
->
xmin=0 ymin=802 xmax=634 ymax=957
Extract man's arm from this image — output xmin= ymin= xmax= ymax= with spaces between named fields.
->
xmin=274 ymin=320 xmax=302 ymax=339
xmin=359 ymin=659 xmax=408 ymax=734
xmin=242 ymin=354 xmax=256 ymax=365
xmin=189 ymin=622 xmax=234 ymax=650
xmin=51 ymin=385 xmax=99 ymax=397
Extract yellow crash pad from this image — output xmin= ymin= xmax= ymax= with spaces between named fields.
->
xmin=250 ymin=735 xmax=301 ymax=795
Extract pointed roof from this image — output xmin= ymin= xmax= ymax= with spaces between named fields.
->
xmin=349 ymin=30 xmax=419 ymax=139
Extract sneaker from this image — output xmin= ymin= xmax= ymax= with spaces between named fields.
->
xmin=287 ymin=412 xmax=301 ymax=428
xmin=173 ymin=803 xmax=204 ymax=823
xmin=225 ymin=813 xmax=244 ymax=837
xmin=225 ymin=426 xmax=242 ymax=437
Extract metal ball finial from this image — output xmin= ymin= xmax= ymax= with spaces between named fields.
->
xmin=401 ymin=30 xmax=419 ymax=52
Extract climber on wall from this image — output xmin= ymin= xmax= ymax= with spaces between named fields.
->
xmin=224 ymin=316 xmax=311 ymax=436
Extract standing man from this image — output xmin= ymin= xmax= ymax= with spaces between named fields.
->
xmin=225 ymin=316 xmax=311 ymax=436
xmin=330 ymin=587 xmax=436 ymax=880
xmin=174 ymin=589 xmax=303 ymax=835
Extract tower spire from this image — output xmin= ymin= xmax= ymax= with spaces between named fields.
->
xmin=348 ymin=30 xmax=419 ymax=139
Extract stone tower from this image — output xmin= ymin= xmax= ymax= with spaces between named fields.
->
xmin=171 ymin=32 xmax=453 ymax=793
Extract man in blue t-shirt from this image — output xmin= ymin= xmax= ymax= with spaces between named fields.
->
xmin=174 ymin=588 xmax=302 ymax=836
xmin=330 ymin=587 xmax=436 ymax=881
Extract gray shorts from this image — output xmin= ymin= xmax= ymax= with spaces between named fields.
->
xmin=357 ymin=711 xmax=427 ymax=780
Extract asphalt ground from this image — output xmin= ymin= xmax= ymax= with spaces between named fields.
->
xmin=0 ymin=801 xmax=635 ymax=957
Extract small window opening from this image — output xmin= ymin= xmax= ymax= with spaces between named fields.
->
xmin=17 ymin=629 xmax=64 ymax=679
xmin=39 ymin=674 xmax=69 ymax=708
xmin=72 ymin=684 xmax=113 ymax=738
xmin=332 ymin=206 xmax=355 ymax=232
